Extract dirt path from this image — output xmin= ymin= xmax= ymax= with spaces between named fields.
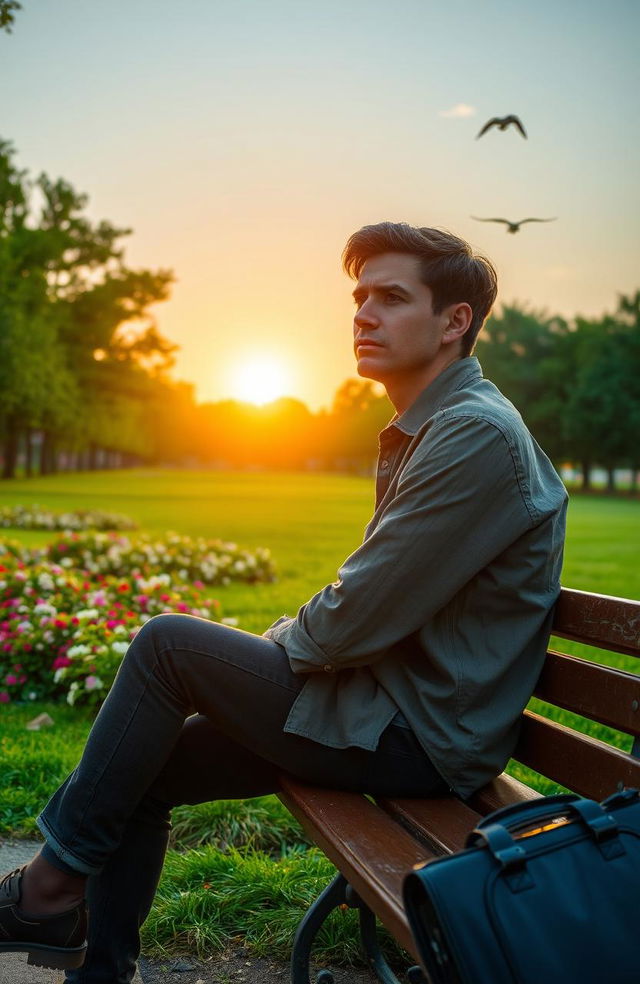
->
xmin=139 ymin=948 xmax=381 ymax=984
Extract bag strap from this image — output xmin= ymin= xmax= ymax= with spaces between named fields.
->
xmin=468 ymin=798 xmax=622 ymax=859
xmin=469 ymin=793 xmax=579 ymax=839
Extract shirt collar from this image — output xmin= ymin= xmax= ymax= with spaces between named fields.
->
xmin=390 ymin=357 xmax=484 ymax=437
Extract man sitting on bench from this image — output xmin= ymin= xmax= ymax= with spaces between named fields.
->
xmin=0 ymin=221 xmax=567 ymax=983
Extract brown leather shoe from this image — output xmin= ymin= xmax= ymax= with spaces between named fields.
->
xmin=0 ymin=866 xmax=87 ymax=969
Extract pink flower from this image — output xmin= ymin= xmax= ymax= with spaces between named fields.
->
xmin=84 ymin=675 xmax=103 ymax=691
xmin=0 ymin=692 xmax=9 ymax=703
xmin=52 ymin=656 xmax=72 ymax=670
xmin=4 ymin=674 xmax=18 ymax=685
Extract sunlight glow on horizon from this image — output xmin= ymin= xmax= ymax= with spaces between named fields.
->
xmin=230 ymin=356 xmax=292 ymax=406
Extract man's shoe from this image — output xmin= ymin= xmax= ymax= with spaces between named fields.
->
xmin=0 ymin=866 xmax=87 ymax=969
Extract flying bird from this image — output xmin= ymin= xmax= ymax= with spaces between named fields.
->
xmin=476 ymin=115 xmax=527 ymax=139
xmin=471 ymin=217 xmax=557 ymax=234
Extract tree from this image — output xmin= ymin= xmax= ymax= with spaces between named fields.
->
xmin=0 ymin=139 xmax=175 ymax=477
xmin=0 ymin=1 xmax=21 ymax=33
xmin=564 ymin=298 xmax=640 ymax=490
xmin=475 ymin=304 xmax=571 ymax=464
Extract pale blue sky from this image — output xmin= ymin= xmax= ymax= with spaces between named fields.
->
xmin=2 ymin=0 xmax=639 ymax=407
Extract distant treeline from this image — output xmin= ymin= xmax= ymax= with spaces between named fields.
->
xmin=1 ymin=138 xmax=639 ymax=490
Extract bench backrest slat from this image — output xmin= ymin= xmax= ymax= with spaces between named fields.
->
xmin=552 ymin=588 xmax=640 ymax=657
xmin=534 ymin=651 xmax=640 ymax=735
xmin=515 ymin=711 xmax=640 ymax=800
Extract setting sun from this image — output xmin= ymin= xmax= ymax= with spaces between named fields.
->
xmin=230 ymin=356 xmax=291 ymax=406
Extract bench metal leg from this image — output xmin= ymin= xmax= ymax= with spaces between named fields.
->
xmin=356 ymin=897 xmax=404 ymax=983
xmin=290 ymin=872 xmax=348 ymax=984
xmin=289 ymin=873 xmax=427 ymax=984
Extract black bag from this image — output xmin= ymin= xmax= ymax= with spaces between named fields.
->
xmin=403 ymin=788 xmax=640 ymax=984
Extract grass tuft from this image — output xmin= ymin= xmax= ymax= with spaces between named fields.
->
xmin=142 ymin=844 xmax=402 ymax=964
xmin=170 ymin=796 xmax=308 ymax=853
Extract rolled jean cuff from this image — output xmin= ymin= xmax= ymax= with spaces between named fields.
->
xmin=36 ymin=814 xmax=102 ymax=877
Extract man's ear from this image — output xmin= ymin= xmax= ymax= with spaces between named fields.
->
xmin=442 ymin=302 xmax=473 ymax=346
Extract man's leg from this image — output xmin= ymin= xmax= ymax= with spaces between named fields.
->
xmin=64 ymin=717 xmax=288 ymax=984
xmin=35 ymin=614 xmax=309 ymax=877
xmin=3 ymin=613 xmax=445 ymax=978
xmin=64 ymin=707 xmax=447 ymax=984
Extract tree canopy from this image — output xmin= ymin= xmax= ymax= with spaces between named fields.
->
xmin=0 ymin=138 xmax=176 ymax=477
xmin=0 ymin=1 xmax=21 ymax=33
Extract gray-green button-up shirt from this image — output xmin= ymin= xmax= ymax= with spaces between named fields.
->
xmin=265 ymin=357 xmax=568 ymax=798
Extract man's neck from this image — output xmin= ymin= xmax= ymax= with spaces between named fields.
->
xmin=385 ymin=353 xmax=464 ymax=415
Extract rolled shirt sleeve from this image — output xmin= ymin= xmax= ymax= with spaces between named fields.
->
xmin=265 ymin=413 xmax=535 ymax=674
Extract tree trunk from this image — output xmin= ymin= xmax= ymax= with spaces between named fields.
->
xmin=40 ymin=431 xmax=54 ymax=475
xmin=606 ymin=468 xmax=616 ymax=493
xmin=1 ymin=417 xmax=20 ymax=479
xmin=580 ymin=460 xmax=592 ymax=491
xmin=24 ymin=429 xmax=33 ymax=477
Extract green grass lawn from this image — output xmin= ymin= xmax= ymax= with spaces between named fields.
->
xmin=1 ymin=469 xmax=638 ymax=960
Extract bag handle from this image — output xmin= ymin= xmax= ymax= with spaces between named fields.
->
xmin=467 ymin=795 xmax=620 ymax=856
xmin=469 ymin=793 xmax=579 ymax=839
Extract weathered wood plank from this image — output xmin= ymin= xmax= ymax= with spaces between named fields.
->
xmin=553 ymin=588 xmax=640 ymax=656
xmin=534 ymin=651 xmax=640 ymax=734
xmin=514 ymin=710 xmax=640 ymax=799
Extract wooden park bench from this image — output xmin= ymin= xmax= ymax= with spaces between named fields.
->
xmin=277 ymin=587 xmax=640 ymax=983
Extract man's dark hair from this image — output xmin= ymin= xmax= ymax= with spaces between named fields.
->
xmin=342 ymin=221 xmax=498 ymax=356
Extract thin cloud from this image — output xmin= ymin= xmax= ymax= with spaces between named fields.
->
xmin=439 ymin=103 xmax=477 ymax=118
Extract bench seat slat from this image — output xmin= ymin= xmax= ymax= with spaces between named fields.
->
xmin=278 ymin=775 xmax=430 ymax=958
xmin=534 ymin=651 xmax=640 ymax=734
xmin=467 ymin=773 xmax=542 ymax=814
xmin=515 ymin=711 xmax=640 ymax=800
xmin=376 ymin=796 xmax=481 ymax=854
xmin=553 ymin=588 xmax=640 ymax=656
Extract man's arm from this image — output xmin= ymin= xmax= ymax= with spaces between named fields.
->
xmin=265 ymin=414 xmax=537 ymax=673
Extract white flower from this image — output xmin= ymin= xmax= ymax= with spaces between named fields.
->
xmin=67 ymin=644 xmax=91 ymax=658
xmin=111 ymin=641 xmax=129 ymax=655
xmin=34 ymin=603 xmax=55 ymax=615
xmin=75 ymin=609 xmax=99 ymax=620
xmin=67 ymin=682 xmax=80 ymax=706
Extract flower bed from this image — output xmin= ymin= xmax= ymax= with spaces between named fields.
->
xmin=0 ymin=554 xmax=219 ymax=707
xmin=0 ymin=505 xmax=139 ymax=531
xmin=43 ymin=531 xmax=276 ymax=586
xmin=0 ymin=529 xmax=275 ymax=707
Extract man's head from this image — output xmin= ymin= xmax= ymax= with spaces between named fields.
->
xmin=342 ymin=221 xmax=497 ymax=358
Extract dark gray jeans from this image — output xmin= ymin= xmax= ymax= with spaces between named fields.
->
xmin=36 ymin=614 xmax=446 ymax=984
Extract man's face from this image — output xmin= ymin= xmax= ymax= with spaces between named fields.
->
xmin=352 ymin=252 xmax=451 ymax=392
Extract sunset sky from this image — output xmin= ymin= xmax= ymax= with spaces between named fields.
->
xmin=3 ymin=0 xmax=639 ymax=409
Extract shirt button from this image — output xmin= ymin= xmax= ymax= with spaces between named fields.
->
xmin=323 ymin=664 xmax=334 ymax=673
xmin=380 ymin=459 xmax=390 ymax=470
